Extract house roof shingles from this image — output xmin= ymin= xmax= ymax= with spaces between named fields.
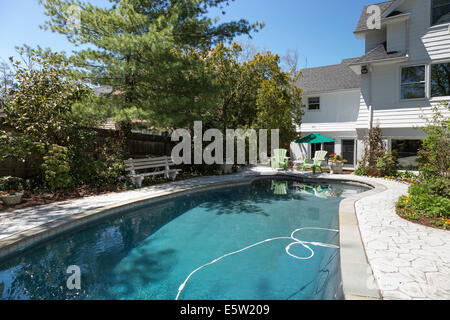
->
xmin=354 ymin=1 xmax=395 ymax=33
xmin=297 ymin=59 xmax=361 ymax=94
xmin=352 ymin=43 xmax=407 ymax=64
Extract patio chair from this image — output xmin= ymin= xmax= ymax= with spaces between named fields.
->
xmin=271 ymin=149 xmax=290 ymax=169
xmin=301 ymin=150 xmax=328 ymax=174
xmin=271 ymin=181 xmax=288 ymax=195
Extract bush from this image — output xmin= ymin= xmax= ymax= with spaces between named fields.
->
xmin=360 ymin=124 xmax=385 ymax=168
xmin=0 ymin=176 xmax=24 ymax=192
xmin=96 ymin=154 xmax=126 ymax=187
xmin=425 ymin=177 xmax=450 ymax=198
xmin=41 ymin=145 xmax=72 ymax=192
xmin=398 ymin=181 xmax=450 ymax=218
xmin=376 ymin=152 xmax=399 ymax=176
xmin=396 ymin=170 xmax=417 ymax=179
xmin=354 ymin=167 xmax=367 ymax=176
xmin=417 ymin=103 xmax=449 ymax=179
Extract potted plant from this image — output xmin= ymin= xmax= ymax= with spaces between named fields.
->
xmin=0 ymin=177 xmax=25 ymax=205
xmin=328 ymin=154 xmax=347 ymax=174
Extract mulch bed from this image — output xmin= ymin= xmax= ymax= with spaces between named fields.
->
xmin=397 ymin=209 xmax=449 ymax=231
xmin=0 ymin=187 xmax=121 ymax=213
xmin=0 ymin=172 xmax=203 ymax=213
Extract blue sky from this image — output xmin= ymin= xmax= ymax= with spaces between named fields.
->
xmin=0 ymin=0 xmax=372 ymax=68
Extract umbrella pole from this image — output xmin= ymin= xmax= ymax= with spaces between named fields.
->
xmin=321 ymin=143 xmax=324 ymax=151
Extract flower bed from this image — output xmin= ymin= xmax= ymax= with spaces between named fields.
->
xmin=395 ymin=177 xmax=450 ymax=230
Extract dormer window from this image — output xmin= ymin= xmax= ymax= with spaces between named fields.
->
xmin=308 ymin=97 xmax=320 ymax=110
xmin=432 ymin=0 xmax=450 ymax=26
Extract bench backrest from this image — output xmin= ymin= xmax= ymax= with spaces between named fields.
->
xmin=124 ymin=156 xmax=175 ymax=173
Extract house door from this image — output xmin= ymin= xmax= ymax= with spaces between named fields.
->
xmin=323 ymin=142 xmax=335 ymax=160
xmin=342 ymin=140 xmax=355 ymax=165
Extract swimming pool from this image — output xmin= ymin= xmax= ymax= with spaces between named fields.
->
xmin=0 ymin=178 xmax=368 ymax=300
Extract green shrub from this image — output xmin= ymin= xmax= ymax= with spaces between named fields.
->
xmin=41 ymin=145 xmax=73 ymax=192
xmin=402 ymin=182 xmax=450 ymax=218
xmin=0 ymin=176 xmax=24 ymax=192
xmin=354 ymin=167 xmax=367 ymax=176
xmin=417 ymin=103 xmax=450 ymax=179
xmin=396 ymin=170 xmax=417 ymax=180
xmin=96 ymin=154 xmax=126 ymax=186
xmin=426 ymin=177 xmax=450 ymax=198
xmin=376 ymin=152 xmax=399 ymax=177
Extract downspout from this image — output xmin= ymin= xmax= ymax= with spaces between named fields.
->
xmin=405 ymin=19 xmax=410 ymax=56
xmin=368 ymin=64 xmax=373 ymax=130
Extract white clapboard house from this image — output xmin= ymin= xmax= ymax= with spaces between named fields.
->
xmin=292 ymin=0 xmax=450 ymax=169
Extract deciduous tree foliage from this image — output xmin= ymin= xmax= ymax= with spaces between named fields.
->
xmin=0 ymin=51 xmax=94 ymax=162
xmin=418 ymin=103 xmax=450 ymax=178
xmin=206 ymin=43 xmax=303 ymax=147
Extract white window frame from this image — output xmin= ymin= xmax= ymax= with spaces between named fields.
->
xmin=431 ymin=0 xmax=450 ymax=27
xmin=399 ymin=64 xmax=428 ymax=101
xmin=430 ymin=60 xmax=450 ymax=100
xmin=307 ymin=96 xmax=320 ymax=111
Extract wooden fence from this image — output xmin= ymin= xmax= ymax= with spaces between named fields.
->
xmin=0 ymin=129 xmax=174 ymax=178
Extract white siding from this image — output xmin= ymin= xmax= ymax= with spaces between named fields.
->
xmin=397 ymin=0 xmax=450 ymax=62
xmin=371 ymin=64 xmax=398 ymax=108
xmin=422 ymin=27 xmax=450 ymax=60
xmin=300 ymin=122 xmax=358 ymax=132
xmin=373 ymin=104 xmax=450 ymax=128
xmin=356 ymin=92 xmax=370 ymax=129
xmin=301 ymin=90 xmax=360 ymax=129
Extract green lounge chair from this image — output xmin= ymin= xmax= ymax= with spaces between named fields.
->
xmin=301 ymin=150 xmax=328 ymax=174
xmin=271 ymin=149 xmax=289 ymax=169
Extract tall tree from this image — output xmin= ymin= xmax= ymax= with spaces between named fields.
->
xmin=39 ymin=0 xmax=263 ymax=129
xmin=206 ymin=42 xmax=303 ymax=147
xmin=0 ymin=51 xmax=94 ymax=163
xmin=0 ymin=61 xmax=15 ymax=99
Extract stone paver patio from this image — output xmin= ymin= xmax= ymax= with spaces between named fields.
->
xmin=0 ymin=167 xmax=449 ymax=300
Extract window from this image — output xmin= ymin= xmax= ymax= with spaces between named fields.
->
xmin=392 ymin=140 xmax=423 ymax=170
xmin=432 ymin=0 xmax=450 ymax=26
xmin=308 ymin=97 xmax=320 ymax=110
xmin=431 ymin=62 xmax=450 ymax=97
xmin=401 ymin=65 xmax=426 ymax=99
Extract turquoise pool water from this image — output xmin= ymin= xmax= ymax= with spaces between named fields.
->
xmin=0 ymin=178 xmax=368 ymax=300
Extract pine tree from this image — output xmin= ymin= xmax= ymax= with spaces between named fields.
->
xmin=39 ymin=0 xmax=263 ymax=129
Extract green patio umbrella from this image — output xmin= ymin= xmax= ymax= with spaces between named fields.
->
xmin=295 ymin=133 xmax=336 ymax=151
xmin=296 ymin=133 xmax=336 ymax=144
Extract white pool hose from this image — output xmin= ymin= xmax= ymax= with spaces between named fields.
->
xmin=175 ymin=227 xmax=339 ymax=300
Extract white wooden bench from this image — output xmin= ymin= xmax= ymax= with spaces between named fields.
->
xmin=124 ymin=156 xmax=181 ymax=187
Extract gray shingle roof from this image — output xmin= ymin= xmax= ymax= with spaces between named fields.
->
xmin=94 ymin=85 xmax=113 ymax=96
xmin=352 ymin=43 xmax=407 ymax=64
xmin=354 ymin=1 xmax=395 ymax=33
xmin=297 ymin=59 xmax=361 ymax=94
